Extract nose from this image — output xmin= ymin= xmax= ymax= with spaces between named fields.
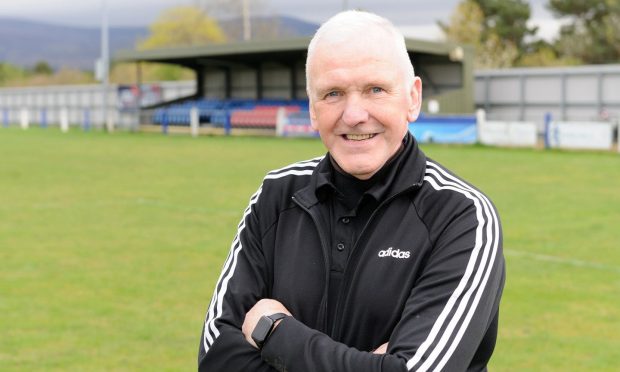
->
xmin=342 ymin=95 xmax=369 ymax=126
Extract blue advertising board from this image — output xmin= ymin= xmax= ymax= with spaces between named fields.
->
xmin=409 ymin=115 xmax=477 ymax=144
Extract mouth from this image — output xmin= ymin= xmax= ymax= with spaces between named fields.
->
xmin=343 ymin=133 xmax=377 ymax=141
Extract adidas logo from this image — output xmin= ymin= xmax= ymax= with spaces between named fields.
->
xmin=378 ymin=247 xmax=411 ymax=259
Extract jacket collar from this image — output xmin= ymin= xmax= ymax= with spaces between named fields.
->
xmin=294 ymin=132 xmax=427 ymax=209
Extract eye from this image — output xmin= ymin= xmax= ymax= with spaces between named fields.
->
xmin=323 ymin=91 xmax=342 ymax=100
xmin=370 ymin=87 xmax=384 ymax=94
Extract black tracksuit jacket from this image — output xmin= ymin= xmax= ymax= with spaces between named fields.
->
xmin=198 ymin=133 xmax=505 ymax=372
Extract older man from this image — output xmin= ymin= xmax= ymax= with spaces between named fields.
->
xmin=198 ymin=10 xmax=505 ymax=372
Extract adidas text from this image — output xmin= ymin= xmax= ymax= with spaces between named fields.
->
xmin=378 ymin=247 xmax=410 ymax=259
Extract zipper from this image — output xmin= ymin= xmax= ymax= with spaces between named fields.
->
xmin=291 ymin=195 xmax=332 ymax=334
xmin=330 ymin=184 xmax=421 ymax=339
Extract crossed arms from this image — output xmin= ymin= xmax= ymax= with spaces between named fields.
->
xmin=198 ymin=182 xmax=504 ymax=372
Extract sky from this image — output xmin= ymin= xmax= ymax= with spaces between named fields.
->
xmin=0 ymin=0 xmax=561 ymax=41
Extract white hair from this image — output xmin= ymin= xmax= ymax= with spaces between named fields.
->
xmin=305 ymin=10 xmax=415 ymax=93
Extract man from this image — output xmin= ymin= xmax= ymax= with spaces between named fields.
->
xmin=198 ymin=10 xmax=505 ymax=372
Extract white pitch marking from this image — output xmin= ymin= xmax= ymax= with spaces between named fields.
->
xmin=505 ymin=249 xmax=620 ymax=273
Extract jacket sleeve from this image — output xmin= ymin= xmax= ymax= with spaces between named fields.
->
xmin=198 ymin=185 xmax=276 ymax=372
xmin=260 ymin=185 xmax=505 ymax=372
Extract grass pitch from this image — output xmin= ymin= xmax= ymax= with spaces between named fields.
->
xmin=1 ymin=128 xmax=618 ymax=371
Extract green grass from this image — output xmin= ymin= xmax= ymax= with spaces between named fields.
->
xmin=1 ymin=128 xmax=619 ymax=371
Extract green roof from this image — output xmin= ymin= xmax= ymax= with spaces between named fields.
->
xmin=114 ymin=37 xmax=466 ymax=68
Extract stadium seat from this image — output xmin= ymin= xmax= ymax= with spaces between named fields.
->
xmin=151 ymin=99 xmax=309 ymax=129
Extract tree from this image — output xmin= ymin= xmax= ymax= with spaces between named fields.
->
xmin=439 ymin=0 xmax=485 ymax=47
xmin=516 ymin=40 xmax=581 ymax=67
xmin=440 ymin=0 xmax=520 ymax=68
xmin=0 ymin=63 xmax=27 ymax=86
xmin=548 ymin=0 xmax=620 ymax=64
xmin=473 ymin=0 xmax=536 ymax=51
xmin=32 ymin=61 xmax=53 ymax=75
xmin=0 ymin=64 xmax=95 ymax=87
xmin=27 ymin=68 xmax=95 ymax=86
xmin=110 ymin=62 xmax=194 ymax=83
xmin=138 ymin=6 xmax=226 ymax=50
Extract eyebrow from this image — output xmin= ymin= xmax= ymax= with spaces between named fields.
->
xmin=315 ymin=84 xmax=342 ymax=93
xmin=312 ymin=77 xmax=394 ymax=98
xmin=364 ymin=79 xmax=391 ymax=88
xmin=315 ymin=82 xmax=387 ymax=93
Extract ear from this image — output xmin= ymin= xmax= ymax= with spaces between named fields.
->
xmin=309 ymin=100 xmax=319 ymax=130
xmin=406 ymin=77 xmax=422 ymax=123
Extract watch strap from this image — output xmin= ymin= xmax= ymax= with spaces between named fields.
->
xmin=264 ymin=313 xmax=289 ymax=342
xmin=253 ymin=312 xmax=289 ymax=349
xmin=266 ymin=312 xmax=288 ymax=323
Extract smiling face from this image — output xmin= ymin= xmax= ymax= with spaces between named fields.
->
xmin=307 ymin=31 xmax=422 ymax=180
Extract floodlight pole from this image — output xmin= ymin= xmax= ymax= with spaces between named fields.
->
xmin=242 ymin=0 xmax=251 ymax=41
xmin=101 ymin=0 xmax=110 ymax=131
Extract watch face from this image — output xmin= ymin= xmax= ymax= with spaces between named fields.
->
xmin=251 ymin=316 xmax=275 ymax=346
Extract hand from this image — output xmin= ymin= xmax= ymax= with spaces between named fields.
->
xmin=373 ymin=342 xmax=389 ymax=354
xmin=242 ymin=299 xmax=292 ymax=349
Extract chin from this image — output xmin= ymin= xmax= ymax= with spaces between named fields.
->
xmin=341 ymin=163 xmax=380 ymax=180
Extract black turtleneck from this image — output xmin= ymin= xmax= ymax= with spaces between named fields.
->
xmin=320 ymin=135 xmax=410 ymax=335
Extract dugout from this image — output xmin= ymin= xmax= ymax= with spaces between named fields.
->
xmin=115 ymin=37 xmax=474 ymax=115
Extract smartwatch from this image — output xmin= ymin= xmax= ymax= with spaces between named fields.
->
xmin=251 ymin=312 xmax=289 ymax=349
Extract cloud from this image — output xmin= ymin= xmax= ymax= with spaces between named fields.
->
xmin=399 ymin=24 xmax=445 ymax=42
xmin=528 ymin=18 xmax=570 ymax=42
xmin=0 ymin=0 xmax=192 ymax=27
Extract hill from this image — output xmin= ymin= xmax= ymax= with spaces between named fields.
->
xmin=0 ymin=16 xmax=317 ymax=71
xmin=219 ymin=15 xmax=318 ymax=41
xmin=0 ymin=18 xmax=148 ymax=70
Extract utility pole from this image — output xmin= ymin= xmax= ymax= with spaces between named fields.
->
xmin=101 ymin=0 xmax=111 ymax=131
xmin=242 ymin=0 xmax=251 ymax=41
